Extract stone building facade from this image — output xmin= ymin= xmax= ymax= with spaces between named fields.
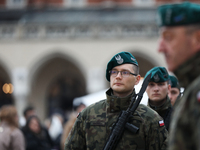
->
xmin=0 ymin=0 xmax=198 ymax=120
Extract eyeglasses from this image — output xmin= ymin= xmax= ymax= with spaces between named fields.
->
xmin=109 ymin=70 xmax=137 ymax=78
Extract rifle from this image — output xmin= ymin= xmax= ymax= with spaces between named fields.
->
xmin=103 ymin=73 xmax=151 ymax=150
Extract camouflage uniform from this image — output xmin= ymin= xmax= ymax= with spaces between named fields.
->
xmin=148 ymin=97 xmax=172 ymax=131
xmin=65 ymin=88 xmax=168 ymax=150
xmin=168 ymin=52 xmax=200 ymax=150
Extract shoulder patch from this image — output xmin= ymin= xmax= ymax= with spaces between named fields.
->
xmin=77 ymin=112 xmax=80 ymax=118
xmin=159 ymin=120 xmax=165 ymax=127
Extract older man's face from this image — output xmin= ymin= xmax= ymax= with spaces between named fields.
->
xmin=158 ymin=26 xmax=197 ymax=72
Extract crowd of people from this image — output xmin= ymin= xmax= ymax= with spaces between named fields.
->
xmin=0 ymin=103 xmax=85 ymax=150
xmin=1 ymin=1 xmax=200 ymax=150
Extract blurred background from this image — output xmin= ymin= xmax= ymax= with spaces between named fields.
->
xmin=0 ymin=0 xmax=198 ymax=121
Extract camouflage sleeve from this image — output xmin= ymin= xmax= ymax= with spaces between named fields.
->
xmin=147 ymin=116 xmax=168 ymax=150
xmin=64 ymin=112 xmax=86 ymax=150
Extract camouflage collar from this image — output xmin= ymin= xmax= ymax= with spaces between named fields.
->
xmin=106 ymin=88 xmax=135 ymax=113
xmin=174 ymin=51 xmax=200 ymax=88
xmin=148 ymin=96 xmax=171 ymax=112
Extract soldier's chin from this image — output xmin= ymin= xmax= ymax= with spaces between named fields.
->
xmin=113 ymin=86 xmax=124 ymax=91
xmin=150 ymin=97 xmax=161 ymax=101
xmin=112 ymin=85 xmax=121 ymax=89
xmin=112 ymin=88 xmax=125 ymax=94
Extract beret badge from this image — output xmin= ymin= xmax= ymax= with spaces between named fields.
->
xmin=115 ymin=54 xmax=124 ymax=64
xmin=131 ymin=57 xmax=136 ymax=62
xmin=165 ymin=8 xmax=172 ymax=24
xmin=153 ymin=74 xmax=160 ymax=82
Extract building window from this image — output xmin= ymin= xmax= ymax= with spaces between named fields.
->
xmin=0 ymin=26 xmax=15 ymax=38
xmin=46 ymin=26 xmax=72 ymax=38
xmin=6 ymin=0 xmax=26 ymax=8
xmin=24 ymin=26 xmax=39 ymax=38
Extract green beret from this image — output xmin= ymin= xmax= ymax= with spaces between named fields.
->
xmin=144 ymin=67 xmax=169 ymax=83
xmin=169 ymin=75 xmax=180 ymax=90
xmin=106 ymin=51 xmax=138 ymax=82
xmin=157 ymin=2 xmax=200 ymax=27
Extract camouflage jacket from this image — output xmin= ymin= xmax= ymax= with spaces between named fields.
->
xmin=65 ymin=88 xmax=168 ymax=150
xmin=148 ymin=96 xmax=172 ymax=131
xmin=168 ymin=51 xmax=200 ymax=150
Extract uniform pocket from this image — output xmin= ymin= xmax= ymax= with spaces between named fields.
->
xmin=85 ymin=120 xmax=106 ymax=150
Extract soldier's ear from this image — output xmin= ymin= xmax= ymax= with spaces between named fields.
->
xmin=135 ymin=75 xmax=141 ymax=85
xmin=195 ymin=30 xmax=200 ymax=41
xmin=167 ymin=84 xmax=171 ymax=93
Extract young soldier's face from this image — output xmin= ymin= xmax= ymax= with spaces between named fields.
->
xmin=168 ymin=87 xmax=180 ymax=106
xmin=146 ymin=82 xmax=170 ymax=102
xmin=110 ymin=64 xmax=140 ymax=97
xmin=158 ymin=26 xmax=196 ymax=72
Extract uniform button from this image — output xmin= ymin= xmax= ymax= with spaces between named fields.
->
xmin=111 ymin=109 xmax=114 ymax=112
xmin=109 ymin=127 xmax=112 ymax=130
xmin=111 ymin=99 xmax=114 ymax=102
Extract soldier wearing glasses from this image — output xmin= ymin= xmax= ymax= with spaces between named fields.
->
xmin=64 ymin=51 xmax=168 ymax=150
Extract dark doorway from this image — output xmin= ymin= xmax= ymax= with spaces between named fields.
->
xmin=0 ymin=65 xmax=14 ymax=108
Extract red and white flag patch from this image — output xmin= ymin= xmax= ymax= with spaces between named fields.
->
xmin=77 ymin=112 xmax=80 ymax=118
xmin=159 ymin=120 xmax=165 ymax=127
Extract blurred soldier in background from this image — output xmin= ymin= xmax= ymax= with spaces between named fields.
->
xmin=157 ymin=2 xmax=200 ymax=149
xmin=144 ymin=66 xmax=172 ymax=131
xmin=168 ymin=75 xmax=181 ymax=106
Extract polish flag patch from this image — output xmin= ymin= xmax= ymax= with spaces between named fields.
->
xmin=77 ymin=112 xmax=80 ymax=118
xmin=159 ymin=120 xmax=165 ymax=127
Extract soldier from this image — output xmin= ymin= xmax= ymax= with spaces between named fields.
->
xmin=144 ymin=67 xmax=172 ymax=131
xmin=157 ymin=2 xmax=200 ymax=149
xmin=168 ymin=75 xmax=181 ymax=106
xmin=64 ymin=51 xmax=168 ymax=150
